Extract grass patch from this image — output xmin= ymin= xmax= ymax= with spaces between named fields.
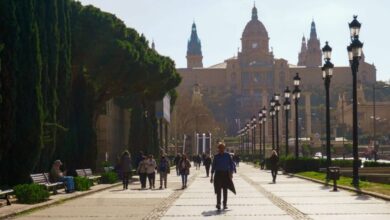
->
xmin=297 ymin=171 xmax=390 ymax=197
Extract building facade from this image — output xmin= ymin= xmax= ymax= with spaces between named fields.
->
xmin=176 ymin=5 xmax=377 ymax=141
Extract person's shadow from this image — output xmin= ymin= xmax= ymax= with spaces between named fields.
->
xmin=201 ymin=209 xmax=230 ymax=216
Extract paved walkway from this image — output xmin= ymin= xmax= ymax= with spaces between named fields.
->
xmin=14 ymin=164 xmax=390 ymax=219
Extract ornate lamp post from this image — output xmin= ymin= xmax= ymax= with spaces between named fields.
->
xmin=322 ymin=41 xmax=334 ymax=173
xmin=252 ymin=116 xmax=257 ymax=155
xmin=258 ymin=111 xmax=263 ymax=160
xmin=270 ymin=98 xmax=276 ymax=150
xmin=284 ymin=87 xmax=291 ymax=157
xmin=347 ymin=15 xmax=363 ymax=186
xmin=293 ymin=73 xmax=301 ymax=158
xmin=262 ymin=106 xmax=267 ymax=158
xmin=274 ymin=93 xmax=281 ymax=155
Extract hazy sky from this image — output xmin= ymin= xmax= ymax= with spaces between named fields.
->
xmin=78 ymin=0 xmax=389 ymax=81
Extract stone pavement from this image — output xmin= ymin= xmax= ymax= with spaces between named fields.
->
xmin=13 ymin=163 xmax=390 ymax=220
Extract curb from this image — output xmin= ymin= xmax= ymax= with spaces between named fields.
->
xmin=288 ymin=173 xmax=390 ymax=202
xmin=0 ymin=182 xmax=122 ymax=219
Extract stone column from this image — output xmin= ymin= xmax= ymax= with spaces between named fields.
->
xmin=304 ymin=92 xmax=312 ymax=137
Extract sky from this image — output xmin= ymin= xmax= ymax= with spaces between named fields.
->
xmin=77 ymin=0 xmax=390 ymax=81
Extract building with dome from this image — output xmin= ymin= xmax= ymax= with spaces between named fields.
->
xmin=175 ymin=5 xmax=377 ymax=142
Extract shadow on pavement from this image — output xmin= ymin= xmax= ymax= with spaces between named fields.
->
xmin=201 ymin=209 xmax=231 ymax=216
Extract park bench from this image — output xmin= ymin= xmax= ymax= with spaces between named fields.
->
xmin=30 ymin=173 xmax=64 ymax=194
xmin=76 ymin=168 xmax=101 ymax=184
xmin=0 ymin=189 xmax=13 ymax=206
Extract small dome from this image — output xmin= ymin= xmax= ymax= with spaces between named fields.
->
xmin=242 ymin=6 xmax=268 ymax=39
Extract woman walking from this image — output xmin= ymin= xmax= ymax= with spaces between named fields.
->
xmin=137 ymin=155 xmax=147 ymax=189
xmin=120 ymin=151 xmax=132 ymax=190
xmin=269 ymin=150 xmax=279 ymax=183
xmin=146 ymin=154 xmax=157 ymax=189
xmin=179 ymin=154 xmax=191 ymax=189
xmin=158 ymin=154 xmax=170 ymax=189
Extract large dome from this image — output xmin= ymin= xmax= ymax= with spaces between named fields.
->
xmin=242 ymin=6 xmax=268 ymax=39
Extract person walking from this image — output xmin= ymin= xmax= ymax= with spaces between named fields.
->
xmin=204 ymin=155 xmax=212 ymax=177
xmin=196 ymin=155 xmax=202 ymax=170
xmin=146 ymin=154 xmax=157 ymax=189
xmin=179 ymin=154 xmax=191 ymax=189
xmin=158 ymin=154 xmax=170 ymax=189
xmin=210 ymin=144 xmax=236 ymax=210
xmin=174 ymin=154 xmax=181 ymax=176
xmin=120 ymin=151 xmax=132 ymax=190
xmin=269 ymin=150 xmax=279 ymax=183
xmin=137 ymin=155 xmax=147 ymax=189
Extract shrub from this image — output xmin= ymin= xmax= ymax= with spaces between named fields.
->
xmin=13 ymin=184 xmax=50 ymax=204
xmin=364 ymin=161 xmax=390 ymax=167
xmin=101 ymin=171 xmax=118 ymax=184
xmin=74 ymin=176 xmax=92 ymax=191
xmin=331 ymin=159 xmax=356 ymax=167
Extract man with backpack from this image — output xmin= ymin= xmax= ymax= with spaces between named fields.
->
xmin=158 ymin=154 xmax=170 ymax=189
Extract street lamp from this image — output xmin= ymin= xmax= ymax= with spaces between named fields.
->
xmin=274 ymin=93 xmax=281 ymax=155
xmin=252 ymin=116 xmax=257 ymax=155
xmin=293 ymin=72 xmax=301 ymax=158
xmin=322 ymin=41 xmax=335 ymax=174
xmin=284 ymin=87 xmax=291 ymax=157
xmin=270 ymin=105 xmax=275 ymax=150
xmin=258 ymin=111 xmax=263 ymax=160
xmin=347 ymin=15 xmax=363 ymax=187
xmin=262 ymin=106 xmax=267 ymax=158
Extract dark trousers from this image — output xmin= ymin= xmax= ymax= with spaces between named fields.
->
xmin=216 ymin=187 xmax=228 ymax=206
xmin=205 ymin=165 xmax=210 ymax=177
xmin=271 ymin=169 xmax=277 ymax=182
xmin=147 ymin=172 xmax=155 ymax=188
xmin=139 ymin=173 xmax=147 ymax=188
xmin=122 ymin=172 xmax=130 ymax=189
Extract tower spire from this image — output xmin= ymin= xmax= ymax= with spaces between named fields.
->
xmin=186 ymin=21 xmax=203 ymax=68
xmin=252 ymin=4 xmax=258 ymax=20
xmin=310 ymin=20 xmax=317 ymax=39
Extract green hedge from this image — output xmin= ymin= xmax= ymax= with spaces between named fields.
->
xmin=101 ymin=171 xmax=119 ymax=184
xmin=74 ymin=176 xmax=92 ymax=191
xmin=364 ymin=161 xmax=390 ymax=167
xmin=269 ymin=157 xmax=360 ymax=173
xmin=13 ymin=184 xmax=50 ymax=204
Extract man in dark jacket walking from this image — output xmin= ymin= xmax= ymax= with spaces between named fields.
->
xmin=204 ymin=155 xmax=212 ymax=177
xmin=210 ymin=143 xmax=236 ymax=210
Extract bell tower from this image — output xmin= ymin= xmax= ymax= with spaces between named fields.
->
xmin=186 ymin=22 xmax=203 ymax=68
xmin=305 ymin=20 xmax=322 ymax=67
xmin=297 ymin=35 xmax=307 ymax=66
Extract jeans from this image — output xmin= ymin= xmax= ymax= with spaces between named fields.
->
xmin=59 ymin=176 xmax=74 ymax=192
xmin=122 ymin=172 xmax=130 ymax=189
xmin=160 ymin=172 xmax=167 ymax=188
xmin=181 ymin=174 xmax=188 ymax=186
xmin=216 ymin=187 xmax=228 ymax=206
xmin=205 ymin=165 xmax=210 ymax=177
xmin=139 ymin=173 xmax=147 ymax=188
xmin=271 ymin=169 xmax=278 ymax=182
xmin=147 ymin=172 xmax=155 ymax=188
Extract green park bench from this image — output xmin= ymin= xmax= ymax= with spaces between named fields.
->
xmin=30 ymin=173 xmax=64 ymax=195
xmin=0 ymin=189 xmax=13 ymax=206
